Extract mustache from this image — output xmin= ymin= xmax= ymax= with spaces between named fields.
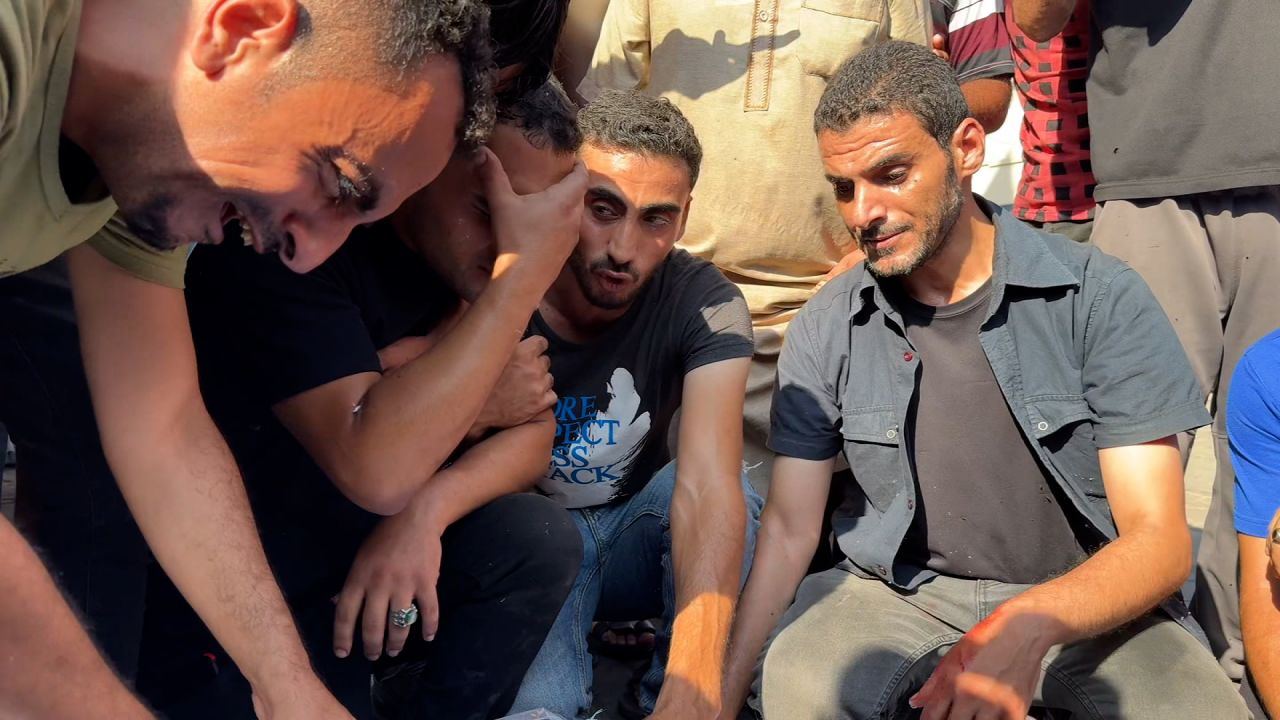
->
xmin=855 ymin=223 xmax=913 ymax=245
xmin=589 ymin=257 xmax=639 ymax=281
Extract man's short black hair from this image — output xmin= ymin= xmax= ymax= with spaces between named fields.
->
xmin=298 ymin=0 xmax=497 ymax=149
xmin=814 ymin=40 xmax=970 ymax=148
xmin=498 ymin=76 xmax=582 ymax=154
xmin=487 ymin=0 xmax=570 ymax=103
xmin=578 ymin=90 xmax=702 ymax=186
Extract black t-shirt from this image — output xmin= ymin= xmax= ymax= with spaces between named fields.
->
xmin=531 ymin=249 xmax=754 ymax=509
xmin=185 ymin=224 xmax=456 ymax=594
xmin=891 ymin=280 xmax=1086 ymax=584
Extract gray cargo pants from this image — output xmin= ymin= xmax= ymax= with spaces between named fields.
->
xmin=752 ymin=569 xmax=1247 ymax=719
xmin=1092 ymin=187 xmax=1280 ymax=682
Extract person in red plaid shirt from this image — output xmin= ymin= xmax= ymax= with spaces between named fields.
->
xmin=1006 ymin=0 xmax=1094 ymax=244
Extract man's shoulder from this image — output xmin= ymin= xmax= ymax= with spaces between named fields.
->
xmin=655 ymin=248 xmax=745 ymax=303
xmin=799 ymin=262 xmax=869 ymax=325
xmin=1239 ymin=330 xmax=1280 ymax=396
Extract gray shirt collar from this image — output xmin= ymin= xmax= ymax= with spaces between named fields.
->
xmin=852 ymin=194 xmax=1080 ymax=317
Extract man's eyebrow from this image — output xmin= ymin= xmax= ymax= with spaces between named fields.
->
xmin=869 ymin=152 xmax=913 ymax=172
xmin=587 ymin=186 xmax=626 ymax=206
xmin=316 ymin=145 xmax=382 ymax=214
xmin=587 ymin=187 xmax=680 ymax=215
xmin=639 ymin=202 xmax=682 ymax=215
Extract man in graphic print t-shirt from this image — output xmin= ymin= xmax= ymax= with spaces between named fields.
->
xmin=508 ymin=91 xmax=761 ymax=720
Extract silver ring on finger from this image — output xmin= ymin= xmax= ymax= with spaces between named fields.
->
xmin=389 ymin=603 xmax=419 ymax=629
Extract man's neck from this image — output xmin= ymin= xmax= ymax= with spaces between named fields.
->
xmin=63 ymin=0 xmax=184 ymax=151
xmin=901 ymin=196 xmax=997 ymax=307
xmin=538 ymin=270 xmax=631 ymax=344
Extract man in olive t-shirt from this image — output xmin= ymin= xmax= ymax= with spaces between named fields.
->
xmin=0 ymin=0 xmax=522 ymax=716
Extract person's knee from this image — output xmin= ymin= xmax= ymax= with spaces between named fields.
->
xmin=484 ymin=494 xmax=583 ymax=592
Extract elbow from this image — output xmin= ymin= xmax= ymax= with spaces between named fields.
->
xmin=332 ymin=466 xmax=418 ymax=516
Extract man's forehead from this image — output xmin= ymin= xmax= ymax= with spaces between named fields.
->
xmin=579 ymin=144 xmax=690 ymax=204
xmin=818 ymin=112 xmax=932 ymax=168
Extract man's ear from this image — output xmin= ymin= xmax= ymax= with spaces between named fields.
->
xmin=949 ymin=117 xmax=987 ymax=181
xmin=191 ymin=0 xmax=302 ymax=76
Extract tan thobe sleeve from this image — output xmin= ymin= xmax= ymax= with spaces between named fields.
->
xmin=578 ymin=0 xmax=651 ymax=100
xmin=888 ymin=0 xmax=932 ymax=46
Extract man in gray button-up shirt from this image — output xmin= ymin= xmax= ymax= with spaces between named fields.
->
xmin=720 ymin=41 xmax=1246 ymax=720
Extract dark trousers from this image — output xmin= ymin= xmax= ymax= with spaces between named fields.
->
xmin=143 ymin=492 xmax=582 ymax=720
xmin=0 ymin=258 xmax=150 ymax=679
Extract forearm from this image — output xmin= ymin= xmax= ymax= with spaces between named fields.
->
xmin=0 ymin=518 xmax=153 ymax=720
xmin=960 ymin=77 xmax=1012 ymax=133
xmin=1240 ymin=534 xmax=1280 ymax=716
xmin=107 ymin=402 xmax=315 ymax=697
xmin=1010 ymin=0 xmax=1074 ymax=41
xmin=657 ymin=476 xmax=747 ymax=717
xmin=341 ymin=277 xmax=545 ymax=503
xmin=722 ymin=510 xmax=823 ymax=716
xmin=1004 ymin=524 xmax=1191 ymax=648
xmin=410 ymin=412 xmax=555 ymax=530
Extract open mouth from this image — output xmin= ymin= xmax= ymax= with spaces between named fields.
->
xmin=595 ymin=269 xmax=633 ymax=291
xmin=219 ymin=202 xmax=296 ymax=260
xmin=221 ymin=202 xmax=259 ymax=250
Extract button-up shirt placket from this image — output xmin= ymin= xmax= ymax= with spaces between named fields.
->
xmin=744 ymin=0 xmax=781 ymax=111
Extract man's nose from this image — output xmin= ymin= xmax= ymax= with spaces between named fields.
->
xmin=847 ymin=186 xmax=888 ymax=233
xmin=279 ymin=215 xmax=355 ymax=273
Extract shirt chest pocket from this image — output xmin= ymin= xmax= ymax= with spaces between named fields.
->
xmin=840 ymin=407 xmax=902 ymax=511
xmin=796 ymin=0 xmax=886 ymax=78
xmin=1026 ymin=396 xmax=1105 ymax=498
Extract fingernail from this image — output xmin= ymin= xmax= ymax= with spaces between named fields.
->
xmin=388 ymin=650 xmax=399 ymax=658
xmin=334 ymin=648 xmax=348 ymax=658
xmin=426 ymin=634 xmax=436 ymax=642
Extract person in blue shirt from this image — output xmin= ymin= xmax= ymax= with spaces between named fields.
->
xmin=1229 ymin=329 xmax=1280 ymax=718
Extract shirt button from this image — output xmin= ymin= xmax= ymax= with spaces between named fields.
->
xmin=907 ymin=498 xmax=915 ymax=510
xmin=757 ymin=9 xmax=773 ymax=21
xmin=874 ymin=564 xmax=888 ymax=576
xmin=903 ymin=351 xmax=914 ymax=362
xmin=1036 ymin=421 xmax=1050 ymax=432
xmin=886 ymin=427 xmax=898 ymax=440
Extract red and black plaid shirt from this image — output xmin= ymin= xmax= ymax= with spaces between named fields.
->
xmin=1008 ymin=0 xmax=1095 ymax=223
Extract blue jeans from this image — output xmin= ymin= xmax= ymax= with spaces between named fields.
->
xmin=509 ymin=460 xmax=763 ymax=719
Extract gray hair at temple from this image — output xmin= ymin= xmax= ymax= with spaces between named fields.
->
xmin=497 ymin=76 xmax=583 ymax=154
xmin=814 ymin=40 xmax=971 ymax=149
xmin=578 ymin=90 xmax=703 ymax=186
xmin=286 ymin=0 xmax=497 ymax=149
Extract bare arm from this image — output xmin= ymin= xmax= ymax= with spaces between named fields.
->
xmin=1240 ymin=514 xmax=1280 ymax=716
xmin=333 ymin=411 xmax=556 ymax=659
xmin=0 ymin=517 xmax=154 ymax=720
xmin=721 ymin=455 xmax=836 ymax=718
xmin=1010 ymin=0 xmax=1075 ymax=42
xmin=962 ymin=77 xmax=1013 ymax=133
xmin=915 ymin=437 xmax=1191 ymax=718
xmin=273 ymin=150 xmax=583 ymax=516
xmin=67 ymin=245 xmax=349 ymax=719
xmin=652 ymin=358 xmax=751 ymax=719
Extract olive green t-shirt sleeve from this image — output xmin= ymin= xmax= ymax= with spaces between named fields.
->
xmin=86 ymin=213 xmax=189 ymax=289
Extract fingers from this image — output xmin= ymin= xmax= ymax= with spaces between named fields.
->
xmin=540 ymin=389 xmax=558 ymax=413
xmin=421 ymin=581 xmax=440 ymax=643
xmin=332 ymin=584 xmax=364 ymax=659
xmin=522 ymin=335 xmax=550 ymax=355
xmin=361 ymin=585 xmax=391 ymax=660
xmin=476 ymin=146 xmax=515 ymax=204
xmin=543 ymin=159 xmax=589 ymax=207
xmin=384 ymin=590 xmax=415 ymax=658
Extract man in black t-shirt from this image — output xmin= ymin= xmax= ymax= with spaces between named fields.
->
xmin=505 ymin=91 xmax=761 ymax=720
xmin=172 ymin=81 xmax=588 ymax=720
